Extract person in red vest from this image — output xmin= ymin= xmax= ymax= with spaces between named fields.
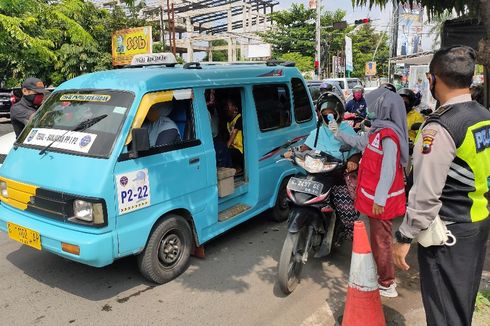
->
xmin=329 ymin=87 xmax=409 ymax=297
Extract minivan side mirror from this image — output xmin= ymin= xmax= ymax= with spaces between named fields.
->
xmin=130 ymin=128 xmax=150 ymax=158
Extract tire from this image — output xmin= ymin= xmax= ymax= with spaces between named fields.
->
xmin=270 ymin=178 xmax=290 ymax=222
xmin=278 ymin=228 xmax=307 ymax=294
xmin=137 ymin=215 xmax=192 ymax=284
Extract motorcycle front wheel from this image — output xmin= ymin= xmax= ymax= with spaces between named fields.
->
xmin=278 ymin=227 xmax=308 ymax=294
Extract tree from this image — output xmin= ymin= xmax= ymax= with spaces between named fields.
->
xmin=353 ymin=0 xmax=490 ymax=67
xmin=350 ymin=24 xmax=390 ymax=78
xmin=278 ymin=52 xmax=314 ymax=73
xmin=0 ymin=0 xmax=147 ymax=87
xmin=203 ymin=40 xmax=229 ymax=62
xmin=260 ymin=4 xmax=348 ymax=58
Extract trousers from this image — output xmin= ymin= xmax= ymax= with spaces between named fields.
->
xmin=367 ymin=217 xmax=396 ymax=287
xmin=418 ymin=217 xmax=490 ymax=326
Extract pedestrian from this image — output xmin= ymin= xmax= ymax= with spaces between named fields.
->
xmin=393 ymin=46 xmax=490 ymax=326
xmin=330 ymin=87 xmax=409 ymax=298
xmin=345 ymin=85 xmax=367 ymax=118
xmin=11 ymin=77 xmax=47 ymax=137
xmin=398 ymin=88 xmax=424 ymax=143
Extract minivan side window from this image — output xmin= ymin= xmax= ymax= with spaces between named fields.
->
xmin=253 ymin=84 xmax=291 ymax=132
xmin=347 ymin=79 xmax=361 ymax=89
xmin=291 ymin=78 xmax=313 ymax=123
xmin=142 ymin=97 xmax=196 ymax=149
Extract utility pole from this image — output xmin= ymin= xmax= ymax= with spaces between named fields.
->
xmin=315 ymin=0 xmax=322 ymax=80
xmin=159 ymin=2 xmax=165 ymax=50
xmin=388 ymin=2 xmax=399 ymax=81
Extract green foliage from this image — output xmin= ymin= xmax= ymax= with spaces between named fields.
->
xmin=350 ymin=24 xmax=390 ymax=77
xmin=260 ymin=4 xmax=389 ymax=77
xmin=0 ymin=0 xmax=146 ymax=87
xmin=278 ymin=52 xmax=314 ymax=72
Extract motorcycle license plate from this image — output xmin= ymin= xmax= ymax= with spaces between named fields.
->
xmin=287 ymin=177 xmax=323 ymax=197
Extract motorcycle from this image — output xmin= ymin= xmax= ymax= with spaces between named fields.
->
xmin=277 ymin=146 xmax=351 ymax=294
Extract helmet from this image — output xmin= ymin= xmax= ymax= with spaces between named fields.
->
xmin=317 ymin=91 xmax=345 ymax=122
xmin=380 ymin=82 xmax=396 ymax=93
xmin=319 ymin=82 xmax=334 ymax=93
xmin=352 ymin=85 xmax=364 ymax=93
xmin=398 ymin=88 xmax=417 ymax=108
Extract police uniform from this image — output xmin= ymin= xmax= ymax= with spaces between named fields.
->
xmin=398 ymin=94 xmax=490 ymax=325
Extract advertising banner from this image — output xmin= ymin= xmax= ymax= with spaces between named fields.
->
xmin=112 ymin=26 xmax=153 ymax=66
xmin=365 ymin=61 xmax=377 ymax=76
xmin=345 ymin=36 xmax=353 ymax=72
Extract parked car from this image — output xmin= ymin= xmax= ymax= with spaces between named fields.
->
xmin=307 ymin=80 xmax=345 ymax=104
xmin=326 ymin=78 xmax=363 ymax=99
xmin=0 ymin=88 xmax=14 ymax=118
xmin=0 ymin=132 xmax=15 ymax=168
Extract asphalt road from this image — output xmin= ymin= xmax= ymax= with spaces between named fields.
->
xmin=0 ymin=118 xmax=488 ymax=326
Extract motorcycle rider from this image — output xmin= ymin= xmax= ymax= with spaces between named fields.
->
xmin=11 ymin=77 xmax=47 ymax=137
xmin=346 ymin=85 xmax=367 ymax=118
xmin=286 ymin=92 xmax=361 ymax=244
xmin=399 ymin=88 xmax=425 ymax=143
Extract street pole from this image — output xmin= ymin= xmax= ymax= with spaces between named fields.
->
xmin=159 ymin=3 xmax=165 ymax=51
xmin=316 ymin=0 xmax=321 ymax=80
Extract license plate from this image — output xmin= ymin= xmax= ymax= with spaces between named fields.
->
xmin=287 ymin=177 xmax=324 ymax=197
xmin=7 ymin=222 xmax=41 ymax=250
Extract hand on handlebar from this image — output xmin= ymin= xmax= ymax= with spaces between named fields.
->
xmin=346 ymin=161 xmax=358 ymax=172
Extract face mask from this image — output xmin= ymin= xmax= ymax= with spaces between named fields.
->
xmin=25 ymin=93 xmax=44 ymax=107
xmin=366 ymin=111 xmax=376 ymax=120
xmin=353 ymin=93 xmax=362 ymax=101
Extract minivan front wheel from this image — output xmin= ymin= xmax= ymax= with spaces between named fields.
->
xmin=137 ymin=215 xmax=192 ymax=284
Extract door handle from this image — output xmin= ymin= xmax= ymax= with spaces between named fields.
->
xmin=189 ymin=157 xmax=200 ymax=165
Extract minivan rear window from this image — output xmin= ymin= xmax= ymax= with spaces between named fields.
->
xmin=253 ymin=84 xmax=292 ymax=132
xmin=291 ymin=78 xmax=313 ymax=123
xmin=17 ymin=90 xmax=134 ymax=158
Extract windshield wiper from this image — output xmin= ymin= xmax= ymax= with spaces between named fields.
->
xmin=39 ymin=114 xmax=108 ymax=155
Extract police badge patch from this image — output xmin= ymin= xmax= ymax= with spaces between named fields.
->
xmin=421 ymin=129 xmax=437 ymax=154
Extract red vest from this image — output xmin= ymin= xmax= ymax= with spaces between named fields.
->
xmin=355 ymin=128 xmax=406 ymax=220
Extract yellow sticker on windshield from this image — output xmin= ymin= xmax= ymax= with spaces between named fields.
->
xmin=60 ymin=94 xmax=111 ymax=102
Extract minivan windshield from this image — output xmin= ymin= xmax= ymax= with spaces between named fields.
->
xmin=17 ymin=90 xmax=134 ymax=158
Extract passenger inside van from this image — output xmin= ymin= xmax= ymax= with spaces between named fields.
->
xmin=206 ymin=89 xmax=232 ymax=168
xmin=143 ymin=102 xmax=181 ymax=147
xmin=225 ymin=98 xmax=244 ymax=174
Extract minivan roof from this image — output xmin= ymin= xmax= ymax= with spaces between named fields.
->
xmin=56 ymin=65 xmax=302 ymax=94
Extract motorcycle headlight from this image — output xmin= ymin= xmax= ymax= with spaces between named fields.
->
xmin=301 ymin=156 xmax=339 ymax=173
xmin=0 ymin=181 xmax=8 ymax=198
xmin=72 ymin=200 xmax=105 ymax=224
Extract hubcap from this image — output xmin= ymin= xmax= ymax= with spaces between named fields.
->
xmin=158 ymin=233 xmax=182 ymax=266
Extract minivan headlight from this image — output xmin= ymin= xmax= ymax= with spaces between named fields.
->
xmin=0 ymin=181 xmax=8 ymax=198
xmin=72 ymin=200 xmax=105 ymax=224
xmin=73 ymin=200 xmax=93 ymax=222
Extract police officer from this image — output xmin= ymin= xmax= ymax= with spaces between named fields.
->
xmin=393 ymin=46 xmax=490 ymax=325
xmin=11 ymin=77 xmax=47 ymax=137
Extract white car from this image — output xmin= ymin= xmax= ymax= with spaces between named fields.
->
xmin=326 ymin=77 xmax=364 ymax=99
xmin=0 ymin=131 xmax=15 ymax=168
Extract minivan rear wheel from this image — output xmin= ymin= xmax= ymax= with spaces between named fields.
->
xmin=137 ymin=215 xmax=192 ymax=284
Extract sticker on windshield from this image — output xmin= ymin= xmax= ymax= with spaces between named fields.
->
xmin=23 ymin=128 xmax=97 ymax=153
xmin=60 ymin=94 xmax=111 ymax=102
xmin=113 ymin=106 xmax=127 ymax=114
xmin=116 ymin=169 xmax=151 ymax=214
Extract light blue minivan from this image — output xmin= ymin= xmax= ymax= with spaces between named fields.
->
xmin=0 ymin=54 xmax=316 ymax=283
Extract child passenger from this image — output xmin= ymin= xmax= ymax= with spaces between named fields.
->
xmin=329 ymin=87 xmax=409 ymax=298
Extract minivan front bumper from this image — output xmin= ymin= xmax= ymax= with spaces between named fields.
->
xmin=0 ymin=204 xmax=115 ymax=267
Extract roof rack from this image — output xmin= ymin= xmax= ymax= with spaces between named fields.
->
xmin=266 ymin=60 xmax=295 ymax=67
xmin=183 ymin=62 xmax=202 ymax=69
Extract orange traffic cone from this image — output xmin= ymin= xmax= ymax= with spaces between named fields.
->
xmin=342 ymin=221 xmax=385 ymax=326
